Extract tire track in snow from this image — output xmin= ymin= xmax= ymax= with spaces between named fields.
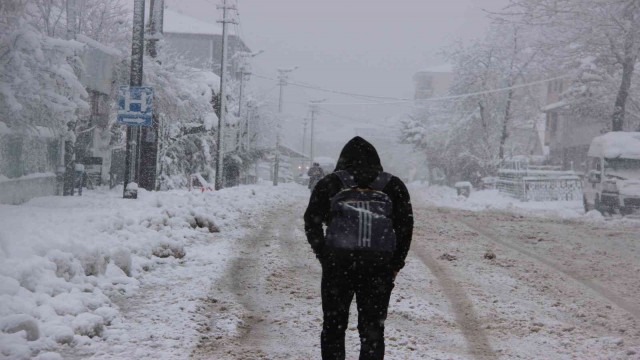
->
xmin=458 ymin=216 xmax=640 ymax=321
xmin=191 ymin=202 xmax=320 ymax=359
xmin=412 ymin=236 xmax=498 ymax=360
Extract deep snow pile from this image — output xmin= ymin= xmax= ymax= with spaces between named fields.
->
xmin=408 ymin=183 xmax=587 ymax=219
xmin=0 ymin=183 xmax=298 ymax=360
xmin=410 ymin=182 xmax=640 ymax=224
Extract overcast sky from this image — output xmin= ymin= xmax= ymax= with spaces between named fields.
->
xmin=165 ymin=0 xmax=509 ymax=158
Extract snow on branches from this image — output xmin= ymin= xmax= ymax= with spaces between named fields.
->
xmin=500 ymin=0 xmax=640 ymax=131
xmin=400 ymin=24 xmax=543 ymax=183
xmin=143 ymin=54 xmax=221 ymax=190
xmin=0 ymin=3 xmax=87 ymax=132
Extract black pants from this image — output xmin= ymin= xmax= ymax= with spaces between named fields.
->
xmin=320 ymin=260 xmax=395 ymax=360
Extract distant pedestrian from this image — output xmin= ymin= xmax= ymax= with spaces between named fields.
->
xmin=307 ymin=162 xmax=325 ymax=191
xmin=304 ymin=136 xmax=414 ymax=360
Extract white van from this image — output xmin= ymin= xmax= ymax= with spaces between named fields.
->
xmin=583 ymin=132 xmax=640 ymax=215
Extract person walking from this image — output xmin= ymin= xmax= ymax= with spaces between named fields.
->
xmin=307 ymin=162 xmax=325 ymax=191
xmin=304 ymin=136 xmax=413 ymax=360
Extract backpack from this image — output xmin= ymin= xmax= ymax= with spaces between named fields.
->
xmin=324 ymin=170 xmax=396 ymax=253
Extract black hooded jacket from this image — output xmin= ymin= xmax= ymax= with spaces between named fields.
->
xmin=303 ymin=137 xmax=414 ymax=272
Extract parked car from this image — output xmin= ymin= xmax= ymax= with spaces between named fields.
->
xmin=583 ymin=132 xmax=640 ymax=215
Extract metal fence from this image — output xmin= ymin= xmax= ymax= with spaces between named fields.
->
xmin=497 ymin=167 xmax=582 ymax=201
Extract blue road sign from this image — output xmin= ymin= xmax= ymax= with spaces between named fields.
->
xmin=117 ymin=86 xmax=154 ymax=126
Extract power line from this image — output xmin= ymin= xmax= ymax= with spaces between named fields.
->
xmin=320 ymin=75 xmax=572 ymax=105
xmin=254 ymin=73 xmax=572 ymax=107
xmin=252 ymin=74 xmax=409 ymax=102
xmin=320 ymin=108 xmax=380 ymax=123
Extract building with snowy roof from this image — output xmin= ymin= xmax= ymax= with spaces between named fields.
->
xmin=542 ymin=77 xmax=605 ymax=171
xmin=163 ymin=9 xmax=250 ymax=79
xmin=412 ymin=64 xmax=453 ymax=100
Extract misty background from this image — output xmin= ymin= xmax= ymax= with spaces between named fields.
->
xmin=165 ymin=0 xmax=509 ymax=163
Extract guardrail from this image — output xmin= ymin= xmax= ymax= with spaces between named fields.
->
xmin=497 ymin=168 xmax=582 ymax=201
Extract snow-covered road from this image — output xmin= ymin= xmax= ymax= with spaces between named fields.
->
xmin=3 ymin=183 xmax=640 ymax=359
xmin=409 ymin=207 xmax=640 ymax=359
xmin=186 ymin=198 xmax=640 ymax=359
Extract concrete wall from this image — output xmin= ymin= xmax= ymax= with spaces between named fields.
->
xmin=0 ymin=174 xmax=57 ymax=205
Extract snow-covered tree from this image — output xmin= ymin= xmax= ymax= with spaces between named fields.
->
xmin=142 ymin=52 xmax=220 ymax=189
xmin=400 ymin=24 xmax=543 ymax=183
xmin=26 ymin=0 xmax=130 ymax=47
xmin=501 ymin=0 xmax=640 ymax=131
xmin=0 ymin=0 xmax=88 ymax=132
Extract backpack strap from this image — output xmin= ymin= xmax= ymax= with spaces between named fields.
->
xmin=369 ymin=172 xmax=392 ymax=191
xmin=334 ymin=170 xmax=357 ymax=189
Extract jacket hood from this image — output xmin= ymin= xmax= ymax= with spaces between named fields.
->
xmin=334 ymin=136 xmax=383 ymax=173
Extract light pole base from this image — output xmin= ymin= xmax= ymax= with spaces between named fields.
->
xmin=123 ymin=189 xmax=138 ymax=199
xmin=123 ymin=182 xmax=139 ymax=199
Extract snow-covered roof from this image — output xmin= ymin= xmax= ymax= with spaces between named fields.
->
xmin=278 ymin=144 xmax=307 ymax=159
xmin=587 ymin=132 xmax=640 ymax=159
xmin=163 ymin=9 xmax=225 ymax=36
xmin=314 ymin=156 xmax=335 ymax=166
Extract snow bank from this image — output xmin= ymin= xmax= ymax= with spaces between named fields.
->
xmin=409 ymin=183 xmax=640 ymax=225
xmin=0 ymin=183 xmax=299 ymax=359
xmin=409 ymin=183 xmax=585 ymax=219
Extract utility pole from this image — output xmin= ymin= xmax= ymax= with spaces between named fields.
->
xmin=139 ymin=0 xmax=163 ymax=191
xmin=66 ymin=0 xmax=77 ymax=40
xmin=301 ymin=118 xmax=308 ymax=176
xmin=302 ymin=118 xmax=308 ymax=158
xmin=146 ymin=0 xmax=163 ymax=58
xmin=235 ymin=60 xmax=248 ymax=154
xmin=309 ymin=99 xmax=325 ymax=167
xmin=274 ymin=66 xmax=297 ymax=186
xmin=236 ymin=60 xmax=249 ymax=153
xmin=245 ymin=101 xmax=253 ymax=153
xmin=234 ymin=50 xmax=264 ymax=151
xmin=123 ymin=0 xmax=145 ymax=199
xmin=236 ymin=50 xmax=263 ymax=127
xmin=62 ymin=0 xmax=77 ymax=196
xmin=214 ymin=0 xmax=236 ymax=190
xmin=246 ymin=102 xmax=257 ymax=184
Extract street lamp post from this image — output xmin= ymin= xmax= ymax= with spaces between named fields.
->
xmin=214 ymin=0 xmax=236 ymax=190
xmin=273 ymin=66 xmax=297 ymax=186
xmin=235 ymin=50 xmax=263 ymax=152
xmin=309 ymin=99 xmax=325 ymax=167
